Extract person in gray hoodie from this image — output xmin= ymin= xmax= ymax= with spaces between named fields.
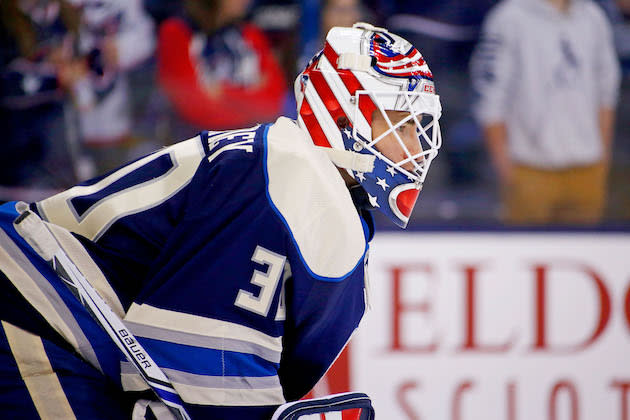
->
xmin=470 ymin=0 xmax=621 ymax=224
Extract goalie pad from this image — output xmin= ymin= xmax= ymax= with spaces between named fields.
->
xmin=271 ymin=392 xmax=375 ymax=420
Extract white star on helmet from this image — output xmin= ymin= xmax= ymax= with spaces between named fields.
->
xmin=367 ymin=193 xmax=380 ymax=208
xmin=376 ymin=177 xmax=389 ymax=191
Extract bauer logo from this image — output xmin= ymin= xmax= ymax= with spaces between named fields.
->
xmin=119 ymin=329 xmax=152 ymax=369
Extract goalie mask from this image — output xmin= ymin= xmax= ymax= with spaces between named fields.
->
xmin=295 ymin=23 xmax=442 ymax=228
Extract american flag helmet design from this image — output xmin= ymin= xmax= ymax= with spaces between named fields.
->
xmin=369 ymin=32 xmax=434 ymax=80
xmin=294 ymin=23 xmax=442 ymax=228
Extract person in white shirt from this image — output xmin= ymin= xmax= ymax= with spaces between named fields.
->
xmin=470 ymin=0 xmax=621 ymax=224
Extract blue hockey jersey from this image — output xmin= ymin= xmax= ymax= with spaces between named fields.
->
xmin=27 ymin=117 xmax=373 ymax=418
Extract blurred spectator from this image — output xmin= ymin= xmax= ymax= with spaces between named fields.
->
xmin=384 ymin=1 xmax=498 ymax=189
xmin=60 ymin=0 xmax=156 ymax=174
xmin=0 ymin=0 xmax=80 ymax=202
xmin=157 ymin=0 xmax=287 ymax=131
xmin=470 ymin=0 xmax=621 ymax=225
xmin=321 ymin=0 xmax=363 ymax=39
xmin=249 ymin=0 xmax=301 ymax=119
xmin=385 ymin=0 xmax=497 ymax=73
xmin=286 ymin=0 xmax=365 ymax=119
xmin=143 ymin=0 xmax=184 ymax=26
xmin=596 ymin=0 xmax=630 ymax=73
xmin=298 ymin=0 xmax=364 ymax=71
xmin=595 ymin=0 xmax=630 ymax=221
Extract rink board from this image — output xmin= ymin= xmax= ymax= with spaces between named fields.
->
xmin=349 ymin=232 xmax=630 ymax=420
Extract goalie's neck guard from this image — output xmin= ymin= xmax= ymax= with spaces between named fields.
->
xmin=340 ymin=129 xmax=421 ymax=228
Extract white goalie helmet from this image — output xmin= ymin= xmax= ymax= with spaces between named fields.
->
xmin=295 ymin=22 xmax=443 ymax=228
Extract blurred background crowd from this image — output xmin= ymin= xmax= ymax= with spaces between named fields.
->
xmin=1 ymin=0 xmax=629 ymax=229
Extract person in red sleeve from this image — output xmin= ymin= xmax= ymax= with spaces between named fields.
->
xmin=158 ymin=0 xmax=287 ymax=130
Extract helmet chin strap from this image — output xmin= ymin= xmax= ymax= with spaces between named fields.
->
xmin=316 ymin=146 xmax=375 ymax=173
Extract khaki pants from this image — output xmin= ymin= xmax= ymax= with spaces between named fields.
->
xmin=503 ymin=162 xmax=607 ymax=225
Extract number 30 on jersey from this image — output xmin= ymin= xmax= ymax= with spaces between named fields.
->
xmin=235 ymin=246 xmax=287 ymax=320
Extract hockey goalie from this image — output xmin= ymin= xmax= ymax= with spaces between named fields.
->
xmin=0 ymin=23 xmax=441 ymax=419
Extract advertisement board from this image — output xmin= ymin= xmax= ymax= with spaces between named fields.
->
xmin=349 ymin=232 xmax=630 ymax=420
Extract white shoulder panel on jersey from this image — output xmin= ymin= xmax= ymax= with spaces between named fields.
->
xmin=265 ymin=117 xmax=366 ymax=279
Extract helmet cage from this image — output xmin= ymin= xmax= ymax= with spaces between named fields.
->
xmin=352 ymin=89 xmax=442 ymax=185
